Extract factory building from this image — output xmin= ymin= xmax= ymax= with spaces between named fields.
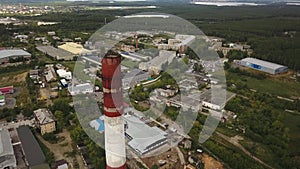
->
xmin=68 ymin=83 xmax=93 ymax=96
xmin=139 ymin=50 xmax=176 ymax=75
xmin=58 ymin=42 xmax=91 ymax=55
xmin=124 ymin=114 xmax=168 ymax=155
xmin=0 ymin=86 xmax=14 ymax=95
xmin=122 ymin=69 xmax=150 ymax=90
xmin=90 ymin=113 xmax=168 ymax=156
xmin=0 ymin=129 xmax=17 ymax=169
xmin=17 ymin=126 xmax=50 ymax=169
xmin=158 ymin=34 xmax=195 ymax=53
xmin=56 ymin=69 xmax=72 ymax=80
xmin=119 ymin=52 xmax=151 ymax=62
xmin=236 ymin=58 xmax=288 ymax=74
xmin=36 ymin=46 xmax=74 ymax=61
xmin=0 ymin=49 xmax=31 ymax=64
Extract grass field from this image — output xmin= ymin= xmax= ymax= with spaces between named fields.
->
xmin=283 ymin=112 xmax=300 ymax=154
xmin=61 ymin=61 xmax=76 ymax=72
xmin=0 ymin=70 xmax=29 ymax=87
xmin=226 ymin=71 xmax=300 ymax=97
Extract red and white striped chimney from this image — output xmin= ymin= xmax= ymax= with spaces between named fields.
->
xmin=102 ymin=51 xmax=126 ymax=169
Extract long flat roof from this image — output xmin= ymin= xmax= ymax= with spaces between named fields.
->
xmin=36 ymin=46 xmax=73 ymax=58
xmin=241 ymin=57 xmax=287 ymax=70
xmin=124 ymin=115 xmax=167 ymax=154
xmin=0 ymin=129 xmax=16 ymax=168
xmin=17 ymin=126 xmax=46 ymax=167
xmin=0 ymin=49 xmax=31 ymax=59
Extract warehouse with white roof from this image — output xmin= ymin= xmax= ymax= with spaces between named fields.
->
xmin=237 ymin=57 xmax=288 ymax=74
xmin=90 ymin=114 xmax=168 ymax=155
xmin=124 ymin=115 xmax=168 ymax=155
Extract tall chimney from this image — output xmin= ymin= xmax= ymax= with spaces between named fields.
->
xmin=101 ymin=51 xmax=126 ymax=169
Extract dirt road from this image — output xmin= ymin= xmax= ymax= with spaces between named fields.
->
xmin=37 ymin=129 xmax=87 ymax=169
xmin=216 ymin=132 xmax=274 ymax=169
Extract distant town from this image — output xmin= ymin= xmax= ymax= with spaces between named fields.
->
xmin=0 ymin=1 xmax=299 ymax=169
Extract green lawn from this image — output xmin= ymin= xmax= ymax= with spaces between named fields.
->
xmin=61 ymin=61 xmax=76 ymax=72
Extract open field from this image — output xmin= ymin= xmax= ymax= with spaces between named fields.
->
xmin=226 ymin=71 xmax=300 ymax=97
xmin=0 ymin=71 xmax=28 ymax=87
xmin=283 ymin=112 xmax=300 ymax=154
xmin=142 ymin=147 xmax=182 ymax=169
xmin=37 ymin=129 xmax=87 ymax=169
xmin=201 ymin=153 xmax=224 ymax=169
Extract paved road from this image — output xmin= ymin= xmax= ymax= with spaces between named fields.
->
xmin=216 ymin=132 xmax=274 ymax=169
xmin=0 ymin=119 xmax=35 ymax=129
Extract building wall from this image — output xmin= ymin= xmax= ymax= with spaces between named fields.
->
xmin=40 ymin=122 xmax=56 ymax=135
xmin=202 ymin=101 xmax=221 ymax=110
xmin=239 ymin=60 xmax=288 ymax=75
xmin=0 ymin=55 xmax=31 ymax=64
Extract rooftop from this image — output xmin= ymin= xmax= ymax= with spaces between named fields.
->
xmin=0 ymin=128 xmax=16 ymax=168
xmin=57 ymin=69 xmax=72 ymax=77
xmin=58 ymin=42 xmax=90 ymax=55
xmin=0 ymin=49 xmax=31 ymax=59
xmin=17 ymin=126 xmax=46 ymax=167
xmin=124 ymin=114 xmax=167 ymax=154
xmin=36 ymin=46 xmax=74 ymax=59
xmin=34 ymin=108 xmax=55 ymax=125
xmin=68 ymin=83 xmax=93 ymax=94
xmin=241 ymin=57 xmax=287 ymax=70
xmin=146 ymin=50 xmax=176 ymax=67
xmin=123 ymin=69 xmax=149 ymax=79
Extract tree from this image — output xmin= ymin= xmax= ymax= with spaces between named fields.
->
xmin=183 ymin=56 xmax=189 ymax=65
xmin=151 ymin=164 xmax=159 ymax=169
xmin=51 ymin=98 xmax=71 ymax=115
xmin=54 ymin=110 xmax=64 ymax=131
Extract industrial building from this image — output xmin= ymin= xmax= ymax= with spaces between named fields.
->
xmin=44 ymin=64 xmax=57 ymax=82
xmin=158 ymin=34 xmax=195 ymax=53
xmin=0 ymin=86 xmax=14 ymax=95
xmin=58 ymin=42 xmax=91 ymax=55
xmin=0 ymin=129 xmax=17 ymax=169
xmin=17 ymin=126 xmax=50 ymax=169
xmin=57 ymin=69 xmax=72 ymax=80
xmin=68 ymin=83 xmax=93 ymax=96
xmin=236 ymin=58 xmax=288 ymax=74
xmin=81 ymin=55 xmax=129 ymax=72
xmin=119 ymin=52 xmax=151 ymax=62
xmin=90 ymin=113 xmax=168 ymax=156
xmin=34 ymin=108 xmax=56 ymax=135
xmin=139 ymin=50 xmax=176 ymax=74
xmin=122 ymin=69 xmax=150 ymax=90
xmin=0 ymin=49 xmax=31 ymax=64
xmin=124 ymin=114 xmax=168 ymax=155
xmin=36 ymin=46 xmax=74 ymax=61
